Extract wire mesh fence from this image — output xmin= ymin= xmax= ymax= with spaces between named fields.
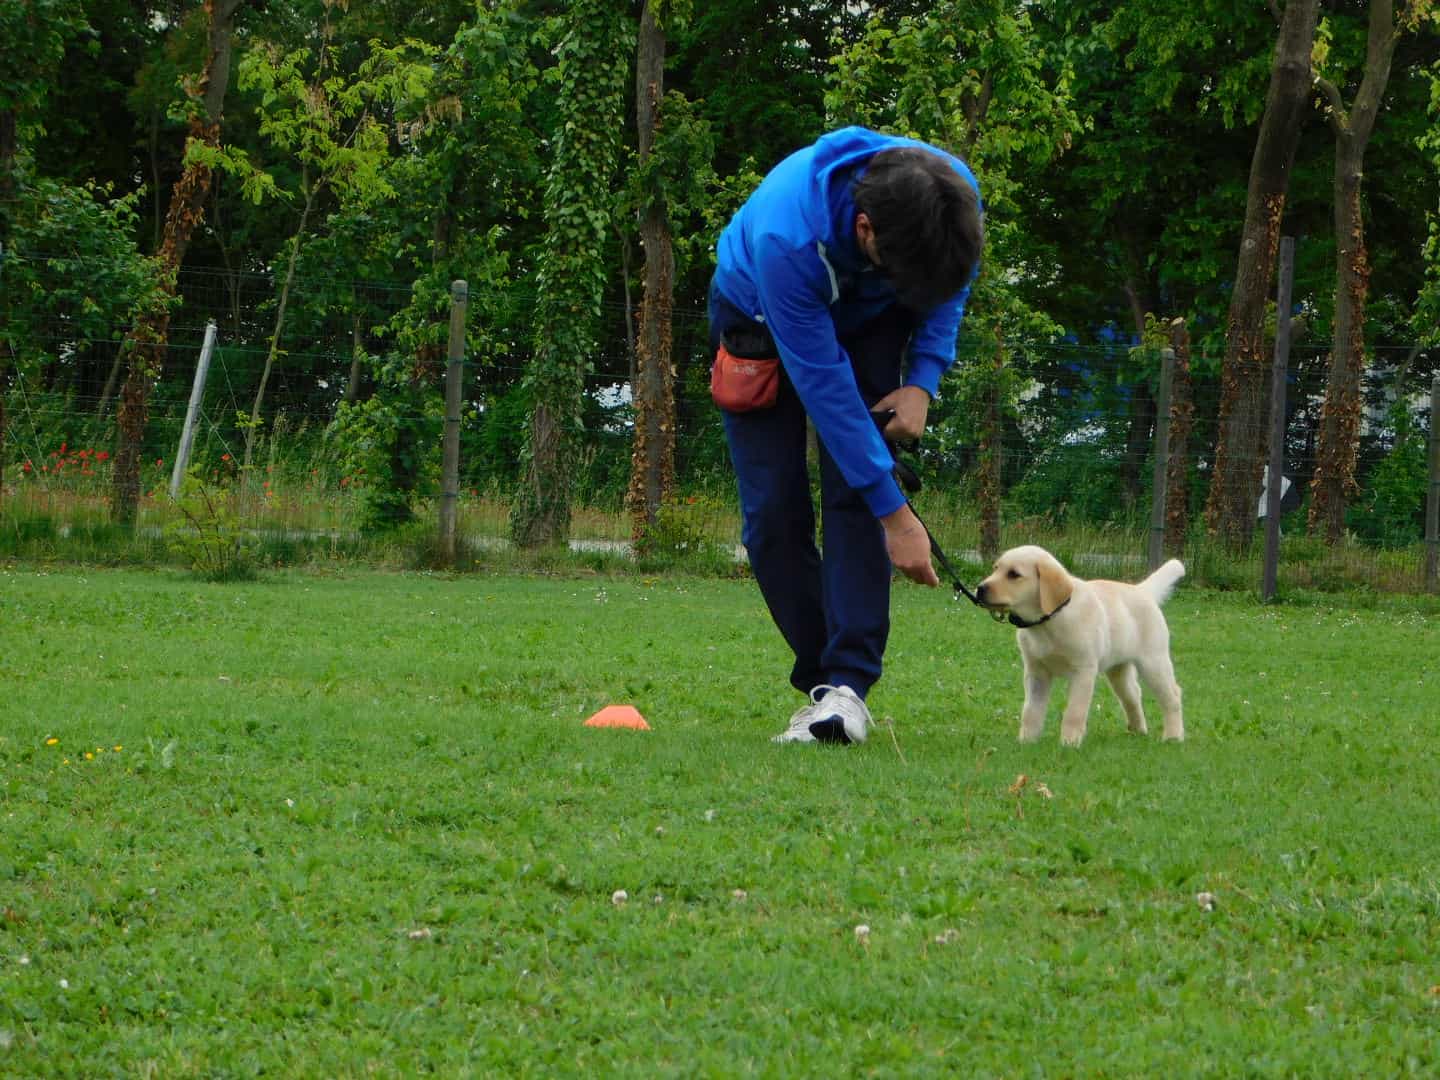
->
xmin=3 ymin=254 xmax=1438 ymax=593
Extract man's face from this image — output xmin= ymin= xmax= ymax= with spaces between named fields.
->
xmin=855 ymin=213 xmax=884 ymax=270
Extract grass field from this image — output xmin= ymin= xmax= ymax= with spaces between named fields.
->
xmin=3 ymin=564 xmax=1439 ymax=1076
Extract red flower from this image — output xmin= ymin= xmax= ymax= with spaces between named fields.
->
xmin=96 ymin=451 xmax=109 ymax=462
xmin=22 ymin=462 xmax=32 ymax=473
xmin=222 ymin=453 xmax=231 ymax=462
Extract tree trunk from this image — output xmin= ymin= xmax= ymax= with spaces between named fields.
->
xmin=1204 ymin=0 xmax=1319 ymax=550
xmin=1308 ymin=0 xmax=1401 ymax=543
xmin=97 ymin=350 xmax=124 ymax=420
xmin=1164 ymin=318 xmax=1196 ymax=557
xmin=112 ymin=0 xmax=245 ymax=525
xmin=344 ymin=311 xmax=365 ymax=404
xmin=1118 ymin=275 xmax=1156 ymax=507
xmin=244 ymin=182 xmax=315 ymax=471
xmin=1 ymin=106 xmax=18 ymax=506
xmin=626 ymin=1 xmax=677 ymax=545
xmin=514 ymin=401 xmax=571 ymax=547
xmin=618 ymin=225 xmax=637 ymax=385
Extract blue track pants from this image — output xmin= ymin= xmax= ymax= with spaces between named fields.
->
xmin=710 ymin=285 xmax=913 ymax=699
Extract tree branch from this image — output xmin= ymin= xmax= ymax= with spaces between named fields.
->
xmin=1313 ymin=74 xmax=1347 ymax=137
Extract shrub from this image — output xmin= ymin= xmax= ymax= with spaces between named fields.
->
xmin=164 ymin=471 xmax=259 ymax=582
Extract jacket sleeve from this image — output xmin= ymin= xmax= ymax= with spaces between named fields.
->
xmin=753 ymin=237 xmax=905 ymax=518
xmin=904 ymin=282 xmax=971 ymax=398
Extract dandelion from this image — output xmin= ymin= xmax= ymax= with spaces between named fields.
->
xmin=113 ymin=745 xmax=123 ymax=753
xmin=84 ymin=752 xmax=93 ymax=761
xmin=45 ymin=737 xmax=58 ymax=746
xmin=611 ymin=890 xmax=628 ymax=906
xmin=854 ymin=924 xmax=871 ymax=942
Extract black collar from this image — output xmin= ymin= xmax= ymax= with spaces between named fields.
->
xmin=1008 ymin=596 xmax=1071 ymax=629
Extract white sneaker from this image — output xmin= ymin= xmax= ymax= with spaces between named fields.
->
xmin=771 ymin=685 xmax=873 ymax=745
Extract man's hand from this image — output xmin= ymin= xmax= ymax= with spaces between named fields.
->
xmin=871 ymin=385 xmax=931 ymax=443
xmin=880 ymin=504 xmax=939 ymax=587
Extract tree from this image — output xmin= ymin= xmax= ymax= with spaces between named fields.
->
xmin=1419 ymin=62 xmax=1440 ymax=344
xmin=327 ymin=1 xmax=539 ymax=529
xmin=0 ymin=0 xmax=89 ymax=507
xmin=230 ymin=33 xmax=436 ymax=471
xmin=1204 ymin=0 xmax=1320 ymax=550
xmin=1308 ymin=0 xmax=1437 ymax=542
xmin=111 ymin=0 xmax=248 ymax=526
xmin=625 ymin=1 xmax=676 ymax=543
xmin=511 ymin=0 xmax=632 ymax=548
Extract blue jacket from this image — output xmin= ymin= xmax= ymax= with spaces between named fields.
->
xmin=714 ymin=126 xmax=982 ymax=518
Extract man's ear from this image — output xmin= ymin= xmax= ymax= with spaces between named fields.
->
xmin=1037 ymin=555 xmax=1074 ymax=615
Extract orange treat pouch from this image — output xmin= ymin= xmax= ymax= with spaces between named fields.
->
xmin=710 ymin=343 xmax=780 ymax=412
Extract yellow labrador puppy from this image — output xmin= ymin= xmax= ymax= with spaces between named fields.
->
xmin=976 ymin=546 xmax=1185 ymax=747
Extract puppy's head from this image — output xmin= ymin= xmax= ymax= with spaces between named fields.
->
xmin=976 ymin=545 xmax=1074 ymax=623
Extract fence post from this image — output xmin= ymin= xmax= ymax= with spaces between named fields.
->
xmin=1148 ymin=346 xmax=1175 ymax=571
xmin=169 ymin=320 xmax=217 ymax=499
xmin=1426 ymin=373 xmax=1439 ymax=593
xmin=1261 ymin=236 xmax=1296 ymax=602
xmin=439 ymin=280 xmax=468 ymax=565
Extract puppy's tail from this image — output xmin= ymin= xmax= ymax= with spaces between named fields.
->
xmin=1139 ymin=558 xmax=1185 ymax=606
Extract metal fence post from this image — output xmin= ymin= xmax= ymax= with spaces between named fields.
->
xmin=1262 ymin=237 xmax=1295 ymax=603
xmin=1427 ymin=373 xmax=1439 ymax=593
xmin=439 ymin=281 xmax=468 ymax=564
xmin=169 ymin=320 xmax=218 ymax=499
xmin=1148 ymin=347 xmax=1175 ymax=571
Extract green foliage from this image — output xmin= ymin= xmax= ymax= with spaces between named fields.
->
xmin=1416 ymin=60 xmax=1440 ymax=344
xmin=1347 ymin=397 xmax=1429 ymax=549
xmin=620 ymin=88 xmax=718 ymax=273
xmin=0 ymin=0 xmax=88 ymax=124
xmin=163 ymin=470 xmax=260 ymax=581
xmin=1 ymin=167 xmax=168 ymax=373
xmin=329 ymin=354 xmax=443 ymax=532
xmin=633 ymin=493 xmax=730 ymax=568
xmin=1008 ymin=440 xmax=1131 ymax=526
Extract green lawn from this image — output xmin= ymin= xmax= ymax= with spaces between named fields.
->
xmin=2 ymin=565 xmax=1439 ymax=1076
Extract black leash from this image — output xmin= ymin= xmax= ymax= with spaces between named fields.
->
xmin=872 ymin=410 xmax=994 ymax=617
xmin=873 ymin=410 xmax=1068 ymax=629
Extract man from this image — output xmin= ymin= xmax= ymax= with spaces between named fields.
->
xmin=709 ymin=125 xmax=983 ymax=745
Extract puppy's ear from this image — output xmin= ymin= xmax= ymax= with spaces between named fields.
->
xmin=1037 ymin=554 xmax=1074 ymax=614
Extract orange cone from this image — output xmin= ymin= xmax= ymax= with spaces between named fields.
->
xmin=584 ymin=704 xmax=651 ymax=730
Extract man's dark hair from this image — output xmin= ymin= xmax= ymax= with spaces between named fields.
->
xmin=853 ymin=146 xmax=983 ymax=313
